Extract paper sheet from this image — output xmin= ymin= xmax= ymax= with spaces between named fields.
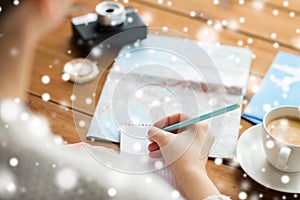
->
xmin=120 ymin=125 xmax=177 ymax=188
xmin=87 ymin=35 xmax=253 ymax=158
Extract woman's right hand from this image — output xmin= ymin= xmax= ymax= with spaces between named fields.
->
xmin=148 ymin=113 xmax=220 ymax=200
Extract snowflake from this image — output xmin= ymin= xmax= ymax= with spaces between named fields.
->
xmin=221 ymin=20 xmax=228 ymax=26
xmin=266 ymin=140 xmax=275 ymax=149
xmin=41 ymin=75 xmax=50 ymax=84
xmin=0 ymin=169 xmax=17 ymax=197
xmin=6 ymin=182 xmax=16 ymax=193
xmin=227 ymin=19 xmax=239 ymax=30
xmin=154 ymin=161 xmax=163 ymax=169
xmin=85 ymin=98 xmax=92 ymax=105
xmin=42 ymin=93 xmax=51 ymax=102
xmin=290 ymin=12 xmax=295 ymax=18
xmin=125 ymin=53 xmax=131 ymax=58
xmin=20 ymin=112 xmax=29 ymax=121
xmin=271 ymin=32 xmax=277 ymax=39
xmin=0 ymin=100 xmax=22 ymax=123
xmin=13 ymin=0 xmax=20 ymax=6
xmin=213 ymin=0 xmax=219 ymax=5
xmin=196 ymin=27 xmax=219 ymax=43
xmin=140 ymin=12 xmax=153 ymax=25
xmin=164 ymin=96 xmax=171 ymax=102
xmin=247 ymin=38 xmax=253 ymax=44
xmin=151 ymin=100 xmax=161 ymax=107
xmin=55 ymin=168 xmax=78 ymax=190
xmin=281 ymin=175 xmax=290 ymax=184
xmin=127 ymin=17 xmax=133 ymax=23
xmin=91 ymin=47 xmax=102 ymax=57
xmin=70 ymin=95 xmax=76 ymax=102
xmin=263 ymin=104 xmax=272 ymax=112
xmin=238 ymin=191 xmax=247 ymax=200
xmin=214 ymin=157 xmax=223 ymax=165
xmin=14 ymin=98 xmax=20 ymax=104
xmin=10 ymin=48 xmax=18 ymax=57
xmin=145 ymin=176 xmax=152 ymax=183
xmin=133 ymin=142 xmax=142 ymax=152
xmin=237 ymin=40 xmax=243 ymax=46
xmin=251 ymin=85 xmax=260 ymax=93
xmin=53 ymin=136 xmax=64 ymax=145
xmin=9 ymin=158 xmax=19 ymax=167
xmin=239 ymin=17 xmax=246 ymax=23
xmin=273 ymin=10 xmax=279 ymax=16
xmin=190 ymin=11 xmax=196 ymax=17
xmin=171 ymin=190 xmax=180 ymax=199
xmin=273 ymin=42 xmax=279 ymax=48
xmin=251 ymin=0 xmax=264 ymax=10
xmin=107 ymin=187 xmax=117 ymax=197
xmin=79 ymin=120 xmax=86 ymax=127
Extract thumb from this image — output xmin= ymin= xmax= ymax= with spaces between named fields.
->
xmin=148 ymin=127 xmax=175 ymax=148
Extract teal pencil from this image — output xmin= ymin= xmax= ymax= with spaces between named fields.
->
xmin=162 ymin=103 xmax=239 ymax=132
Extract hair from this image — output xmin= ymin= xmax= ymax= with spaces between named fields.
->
xmin=0 ymin=0 xmax=18 ymax=17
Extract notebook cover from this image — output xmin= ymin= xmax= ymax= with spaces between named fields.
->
xmin=242 ymin=51 xmax=300 ymax=124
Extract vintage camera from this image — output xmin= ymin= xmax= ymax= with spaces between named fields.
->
xmin=71 ymin=1 xmax=147 ymax=55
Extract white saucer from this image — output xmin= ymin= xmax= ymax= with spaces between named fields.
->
xmin=237 ymin=124 xmax=300 ymax=193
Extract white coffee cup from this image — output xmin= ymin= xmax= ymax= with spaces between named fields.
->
xmin=262 ymin=106 xmax=300 ymax=172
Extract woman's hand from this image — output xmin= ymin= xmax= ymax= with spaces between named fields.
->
xmin=148 ymin=113 xmax=220 ymax=200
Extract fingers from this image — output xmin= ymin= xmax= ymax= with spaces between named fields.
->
xmin=148 ymin=126 xmax=175 ymax=148
xmin=148 ymin=142 xmax=162 ymax=158
xmin=197 ymin=121 xmax=209 ymax=133
xmin=149 ymin=150 xmax=163 ymax=158
xmin=148 ymin=142 xmax=160 ymax=151
xmin=153 ymin=113 xmax=191 ymax=128
xmin=199 ymin=131 xmax=215 ymax=159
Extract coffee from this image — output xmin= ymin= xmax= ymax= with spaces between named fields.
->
xmin=267 ymin=116 xmax=300 ymax=146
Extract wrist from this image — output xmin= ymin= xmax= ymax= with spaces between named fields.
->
xmin=171 ymin=162 xmax=208 ymax=180
xmin=171 ymin=165 xmax=219 ymax=200
xmin=170 ymin=158 xmax=207 ymax=175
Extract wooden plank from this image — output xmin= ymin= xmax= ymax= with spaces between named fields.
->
xmin=20 ymin=0 xmax=300 ymax=198
xmin=30 ymin=49 xmax=112 ymax=115
xmin=27 ymin=95 xmax=291 ymax=199
xmin=30 ymin=0 xmax=275 ymax=130
xmin=30 ymin=48 xmax=264 ymax=122
xmin=30 ymin=47 xmax=259 ymax=142
xmin=36 ymin=0 xmax=300 ymax=78
xmin=134 ymin=0 xmax=300 ymax=50
xmin=30 ymin=0 xmax=299 ymax=117
xmin=30 ymin=0 xmax=289 ymax=125
xmin=27 ymin=94 xmax=119 ymax=150
xmin=207 ymin=160 xmax=297 ymax=199
xmin=263 ymin=0 xmax=300 ymax=13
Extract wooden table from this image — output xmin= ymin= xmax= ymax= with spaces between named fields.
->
xmin=28 ymin=0 xmax=300 ymax=199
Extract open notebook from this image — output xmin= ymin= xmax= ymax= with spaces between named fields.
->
xmin=86 ymin=35 xmax=252 ymax=158
xmin=120 ymin=124 xmax=177 ymax=188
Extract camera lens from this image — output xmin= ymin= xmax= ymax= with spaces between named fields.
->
xmin=96 ymin=1 xmax=126 ymax=26
xmin=106 ymin=9 xmax=115 ymax=13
